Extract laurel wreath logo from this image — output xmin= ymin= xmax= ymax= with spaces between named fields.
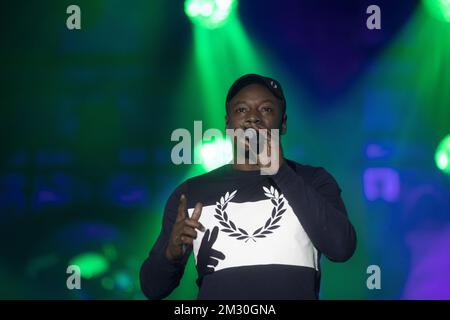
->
xmin=214 ymin=186 xmax=286 ymax=243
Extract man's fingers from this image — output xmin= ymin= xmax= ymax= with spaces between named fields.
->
xmin=248 ymin=124 xmax=268 ymax=155
xmin=184 ymin=218 xmax=205 ymax=232
xmin=249 ymin=123 xmax=264 ymax=134
xmin=180 ymin=235 xmax=194 ymax=246
xmin=176 ymin=196 xmax=205 ymax=231
xmin=191 ymin=202 xmax=203 ymax=221
xmin=181 ymin=226 xmax=198 ymax=239
xmin=249 ymin=124 xmax=270 ymax=140
xmin=176 ymin=194 xmax=187 ymax=222
xmin=250 ymin=125 xmax=270 ymax=145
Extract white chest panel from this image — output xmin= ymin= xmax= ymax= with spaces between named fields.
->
xmin=188 ymin=188 xmax=318 ymax=272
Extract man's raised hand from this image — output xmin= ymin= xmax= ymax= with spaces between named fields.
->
xmin=165 ymin=194 xmax=205 ymax=261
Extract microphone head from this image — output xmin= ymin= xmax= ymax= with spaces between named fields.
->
xmin=244 ymin=128 xmax=257 ymax=139
xmin=244 ymin=128 xmax=264 ymax=153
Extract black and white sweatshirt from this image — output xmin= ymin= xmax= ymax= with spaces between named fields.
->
xmin=140 ymin=159 xmax=357 ymax=300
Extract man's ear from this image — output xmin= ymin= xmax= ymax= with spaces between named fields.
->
xmin=281 ymin=114 xmax=287 ymax=135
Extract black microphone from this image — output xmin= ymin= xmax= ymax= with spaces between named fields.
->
xmin=245 ymin=128 xmax=265 ymax=154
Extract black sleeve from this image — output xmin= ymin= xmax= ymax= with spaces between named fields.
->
xmin=139 ymin=182 xmax=192 ymax=300
xmin=271 ymin=162 xmax=357 ymax=262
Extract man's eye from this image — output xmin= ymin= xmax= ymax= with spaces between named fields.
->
xmin=262 ymin=106 xmax=273 ymax=112
xmin=235 ymin=107 xmax=246 ymax=113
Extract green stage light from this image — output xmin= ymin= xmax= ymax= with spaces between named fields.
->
xmin=435 ymin=134 xmax=450 ymax=175
xmin=101 ymin=277 xmax=115 ymax=290
xmin=424 ymin=0 xmax=450 ymax=22
xmin=69 ymin=252 xmax=109 ymax=279
xmin=199 ymin=138 xmax=233 ymax=171
xmin=185 ymin=0 xmax=237 ymax=29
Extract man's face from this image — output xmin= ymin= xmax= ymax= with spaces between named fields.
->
xmin=225 ymin=83 xmax=287 ymax=133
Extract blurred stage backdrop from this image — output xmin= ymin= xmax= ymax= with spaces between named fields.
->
xmin=1 ymin=0 xmax=450 ymax=299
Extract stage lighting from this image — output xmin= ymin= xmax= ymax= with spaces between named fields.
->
xmin=424 ymin=0 xmax=450 ymax=22
xmin=199 ymin=138 xmax=233 ymax=171
xmin=69 ymin=252 xmax=109 ymax=279
xmin=185 ymin=0 xmax=237 ymax=29
xmin=435 ymin=134 xmax=450 ymax=175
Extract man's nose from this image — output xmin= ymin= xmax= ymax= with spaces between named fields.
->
xmin=244 ymin=111 xmax=261 ymax=125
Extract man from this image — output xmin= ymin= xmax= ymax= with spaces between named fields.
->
xmin=140 ymin=74 xmax=357 ymax=300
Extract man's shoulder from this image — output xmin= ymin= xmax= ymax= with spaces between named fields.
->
xmin=286 ymin=159 xmax=341 ymax=191
xmin=285 ymin=159 xmax=324 ymax=180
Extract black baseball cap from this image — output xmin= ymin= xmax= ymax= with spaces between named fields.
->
xmin=225 ymin=74 xmax=286 ymax=113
